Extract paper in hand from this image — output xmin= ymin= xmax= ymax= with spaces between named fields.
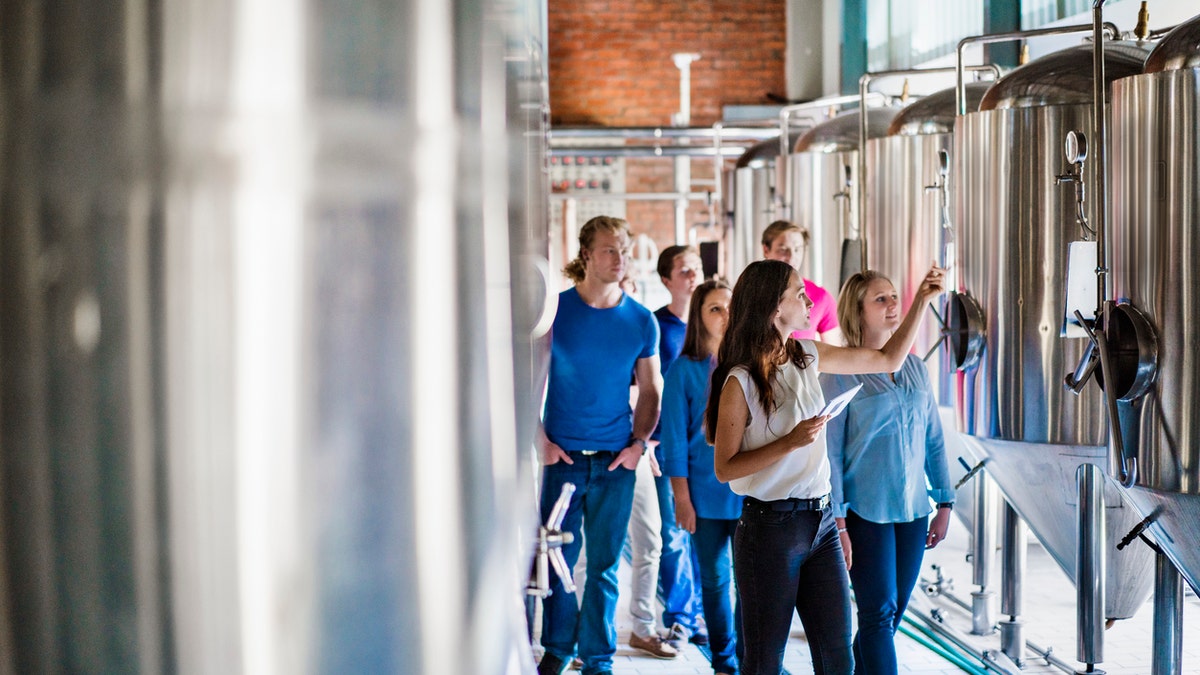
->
xmin=816 ymin=383 xmax=863 ymax=419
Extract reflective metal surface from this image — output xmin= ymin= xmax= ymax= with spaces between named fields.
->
xmin=1111 ymin=69 xmax=1200 ymax=495
xmin=792 ymin=108 xmax=895 ymax=154
xmin=887 ymin=83 xmax=990 ymax=136
xmin=975 ymin=440 xmax=1155 ymax=619
xmin=1144 ymin=12 xmax=1200 ymax=73
xmin=786 ymin=109 xmax=897 ymax=292
xmin=1110 ymin=57 xmax=1200 ymax=604
xmin=0 ymin=0 xmax=548 ymax=673
xmin=1076 ymin=463 xmax=1105 ymax=664
xmin=980 ymin=43 xmax=1149 ymax=110
xmin=955 ymin=104 xmax=1108 ymax=445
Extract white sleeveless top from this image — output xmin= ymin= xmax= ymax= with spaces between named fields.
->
xmin=726 ymin=340 xmax=831 ymax=501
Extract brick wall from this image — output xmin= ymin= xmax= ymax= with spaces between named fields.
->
xmin=548 ymin=0 xmax=787 ymax=127
xmin=548 ymin=0 xmax=786 ymax=255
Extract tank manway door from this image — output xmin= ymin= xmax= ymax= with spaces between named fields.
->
xmin=944 ymin=292 xmax=986 ymax=371
xmin=1092 ymin=303 xmax=1159 ymax=402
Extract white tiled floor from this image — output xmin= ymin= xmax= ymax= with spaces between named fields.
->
xmin=536 ymin=514 xmax=1200 ymax=674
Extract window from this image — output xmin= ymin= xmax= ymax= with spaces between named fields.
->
xmin=866 ymin=0 xmax=985 ymax=71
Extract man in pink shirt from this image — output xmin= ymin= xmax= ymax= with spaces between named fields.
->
xmin=761 ymin=220 xmax=842 ymax=343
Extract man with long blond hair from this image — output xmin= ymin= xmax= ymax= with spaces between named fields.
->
xmin=537 ymin=216 xmax=663 ymax=675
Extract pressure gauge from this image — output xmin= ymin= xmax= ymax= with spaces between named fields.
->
xmin=1065 ymin=130 xmax=1088 ymax=164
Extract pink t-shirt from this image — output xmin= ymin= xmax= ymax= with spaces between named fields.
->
xmin=791 ymin=277 xmax=838 ymax=341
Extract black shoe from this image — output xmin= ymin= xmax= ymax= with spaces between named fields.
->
xmin=689 ymin=631 xmax=709 ymax=646
xmin=537 ymin=652 xmax=567 ymax=675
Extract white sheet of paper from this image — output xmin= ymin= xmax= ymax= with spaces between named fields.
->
xmin=816 ymin=383 xmax=863 ymax=419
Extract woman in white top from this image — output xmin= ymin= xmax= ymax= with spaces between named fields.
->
xmin=705 ymin=259 xmax=944 ymax=675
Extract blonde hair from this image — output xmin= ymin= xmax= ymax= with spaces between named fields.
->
xmin=563 ymin=215 xmax=630 ymax=283
xmin=836 ymin=270 xmax=890 ymax=348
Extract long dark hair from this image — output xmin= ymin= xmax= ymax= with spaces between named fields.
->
xmin=705 ymin=260 xmax=811 ymax=443
xmin=680 ymin=278 xmax=732 ymax=361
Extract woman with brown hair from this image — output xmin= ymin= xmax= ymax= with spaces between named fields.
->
xmin=705 ymin=259 xmax=943 ymax=675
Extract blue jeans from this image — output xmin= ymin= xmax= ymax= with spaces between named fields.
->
xmin=655 ymin=474 xmax=703 ymax=632
xmin=734 ymin=499 xmax=852 ymax=675
xmin=540 ymin=454 xmax=638 ymax=675
xmin=845 ymin=512 xmax=928 ymax=675
xmin=694 ymin=517 xmax=740 ymax=674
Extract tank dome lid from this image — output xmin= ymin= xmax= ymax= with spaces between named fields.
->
xmin=1144 ymin=13 xmax=1200 ymax=73
xmin=735 ymin=132 xmax=801 ymax=168
xmin=887 ymin=82 xmax=991 ymax=136
xmin=979 ymin=42 xmax=1150 ymax=111
xmin=792 ymin=108 xmax=899 ymax=153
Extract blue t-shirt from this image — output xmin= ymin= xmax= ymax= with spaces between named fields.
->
xmin=543 ymin=287 xmax=659 ymax=451
xmin=660 ymin=355 xmax=742 ymax=520
xmin=653 ymin=305 xmax=687 ymax=376
xmin=820 ymin=354 xmax=954 ymax=523
xmin=651 ymin=305 xmax=687 ymax=442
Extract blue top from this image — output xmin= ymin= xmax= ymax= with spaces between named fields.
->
xmin=660 ymin=355 xmax=742 ymax=520
xmin=654 ymin=305 xmax=687 ymax=375
xmin=544 ymin=287 xmax=659 ymax=451
xmin=820 ymin=354 xmax=954 ymax=523
xmin=651 ymin=305 xmax=687 ymax=443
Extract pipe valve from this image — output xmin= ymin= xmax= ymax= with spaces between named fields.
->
xmin=527 ymin=483 xmax=578 ymax=598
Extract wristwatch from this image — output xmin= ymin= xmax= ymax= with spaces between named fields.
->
xmin=631 ymin=438 xmax=648 ymax=454
xmin=936 ymin=502 xmax=954 ymax=510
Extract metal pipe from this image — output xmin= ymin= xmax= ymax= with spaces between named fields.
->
xmin=549 ymin=126 xmax=778 ymax=140
xmin=1076 ymin=463 xmax=1106 ymax=667
xmin=550 ymin=192 xmax=714 ymax=202
xmin=971 ymin=476 xmax=997 ymax=635
xmin=1025 ymin=639 xmax=1079 ymax=675
xmin=916 ymin=579 xmax=1079 ymax=675
xmin=712 ymin=122 xmax=725 ymax=210
xmin=1152 ymin=552 xmax=1183 ymax=675
xmin=897 ymin=624 xmax=990 ymax=675
xmin=1093 ymin=2 xmax=1109 ymax=318
xmin=857 ymin=65 xmax=1001 ymax=271
xmin=548 ymin=146 xmax=748 ymax=158
xmin=1000 ymin=503 xmax=1027 ymax=666
xmin=903 ymin=610 xmax=1019 ymax=675
xmin=955 ymin=22 xmax=1120 ymax=115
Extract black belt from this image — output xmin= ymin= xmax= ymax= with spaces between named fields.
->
xmin=745 ymin=494 xmax=830 ymax=512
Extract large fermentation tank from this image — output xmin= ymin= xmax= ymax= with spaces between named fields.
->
xmin=865 ymin=83 xmax=989 ymax=394
xmin=0 ymin=0 xmax=548 ymax=673
xmin=724 ymin=135 xmax=789 ymax=281
xmin=864 ymin=84 xmax=990 ymax=531
xmin=1110 ymin=13 xmax=1200 ymax=595
xmin=787 ymin=109 xmax=897 ymax=293
xmin=954 ymin=43 xmax=1155 ymax=619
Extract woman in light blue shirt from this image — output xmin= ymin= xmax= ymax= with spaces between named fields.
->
xmin=661 ymin=278 xmax=740 ymax=675
xmin=820 ymin=271 xmax=954 ymax=675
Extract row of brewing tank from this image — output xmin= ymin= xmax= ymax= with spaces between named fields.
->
xmin=722 ymin=9 xmax=1200 ymax=666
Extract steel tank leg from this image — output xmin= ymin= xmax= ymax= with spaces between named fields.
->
xmin=1151 ymin=552 xmax=1183 ymax=675
xmin=970 ymin=476 xmax=996 ymax=635
xmin=1076 ymin=464 xmax=1105 ymax=674
xmin=999 ymin=502 xmax=1026 ymax=665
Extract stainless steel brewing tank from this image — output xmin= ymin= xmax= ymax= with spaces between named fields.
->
xmin=726 ymin=136 xmax=785 ymax=281
xmin=865 ymin=83 xmax=990 ymax=396
xmin=1111 ymin=13 xmax=1200 ymax=594
xmin=957 ymin=43 xmax=1149 ymax=444
xmin=787 ymin=109 xmax=897 ymax=293
xmin=864 ymin=84 xmax=990 ymax=532
xmin=953 ymin=42 xmax=1155 ymax=619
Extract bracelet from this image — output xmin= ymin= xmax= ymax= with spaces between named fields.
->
xmin=631 ymin=438 xmax=648 ymax=454
xmin=837 ymin=527 xmax=848 ymax=533
xmin=936 ymin=502 xmax=954 ymax=510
